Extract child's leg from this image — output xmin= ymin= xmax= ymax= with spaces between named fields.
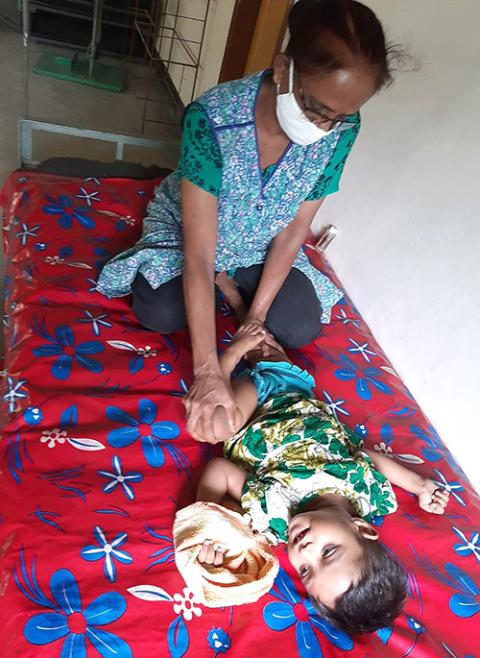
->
xmin=244 ymin=331 xmax=292 ymax=368
xmin=211 ymin=375 xmax=259 ymax=442
xmin=211 ymin=330 xmax=295 ymax=441
xmin=211 ymin=330 xmax=262 ymax=442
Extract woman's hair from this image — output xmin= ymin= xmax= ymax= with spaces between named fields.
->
xmin=311 ymin=538 xmax=408 ymax=635
xmin=286 ymin=0 xmax=403 ymax=90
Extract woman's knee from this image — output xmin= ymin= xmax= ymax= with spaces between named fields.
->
xmin=131 ymin=274 xmax=186 ymax=333
xmin=266 ymin=268 xmax=322 ymax=348
xmin=132 ymin=298 xmax=186 ymax=333
xmin=267 ymin=317 xmax=322 ymax=348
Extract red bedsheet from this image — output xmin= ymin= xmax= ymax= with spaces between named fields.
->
xmin=0 ymin=172 xmax=478 ymax=658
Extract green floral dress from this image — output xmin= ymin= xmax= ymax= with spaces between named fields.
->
xmin=224 ymin=393 xmax=397 ymax=544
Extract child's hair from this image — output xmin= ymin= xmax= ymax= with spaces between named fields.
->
xmin=311 ymin=538 xmax=408 ymax=634
xmin=286 ymin=0 xmax=404 ymax=91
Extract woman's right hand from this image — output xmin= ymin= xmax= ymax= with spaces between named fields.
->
xmin=184 ymin=367 xmax=240 ymax=443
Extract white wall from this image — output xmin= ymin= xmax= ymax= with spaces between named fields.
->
xmin=313 ymin=1 xmax=480 ymax=490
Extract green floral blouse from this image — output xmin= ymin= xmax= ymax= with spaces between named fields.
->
xmin=179 ymin=102 xmax=360 ymax=200
xmin=224 ymin=393 xmax=398 ymax=544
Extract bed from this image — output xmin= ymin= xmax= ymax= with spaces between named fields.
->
xmin=1 ymin=164 xmax=479 ymax=658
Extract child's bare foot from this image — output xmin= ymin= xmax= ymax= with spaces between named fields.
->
xmin=219 ymin=326 xmax=265 ymax=380
xmin=417 ymin=479 xmax=450 ymax=514
xmin=246 ymin=330 xmax=290 ymax=366
xmin=230 ymin=324 xmax=266 ymax=355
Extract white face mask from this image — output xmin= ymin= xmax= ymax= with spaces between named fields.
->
xmin=276 ymin=58 xmax=334 ymax=146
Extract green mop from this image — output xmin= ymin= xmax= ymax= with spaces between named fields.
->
xmin=32 ymin=0 xmax=124 ymax=93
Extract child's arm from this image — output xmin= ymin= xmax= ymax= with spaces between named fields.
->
xmin=196 ymin=457 xmax=248 ymax=566
xmin=364 ymin=448 xmax=450 ymax=514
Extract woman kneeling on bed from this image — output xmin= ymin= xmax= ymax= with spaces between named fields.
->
xmin=193 ymin=328 xmax=449 ymax=635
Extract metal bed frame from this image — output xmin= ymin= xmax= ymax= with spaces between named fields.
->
xmin=19 ymin=118 xmax=178 ymax=167
xmin=19 ymin=0 xmax=180 ymax=168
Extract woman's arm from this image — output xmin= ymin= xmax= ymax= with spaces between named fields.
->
xmin=246 ymin=198 xmax=324 ymax=324
xmin=364 ymin=449 xmax=450 ymax=514
xmin=182 ymin=179 xmax=239 ymax=442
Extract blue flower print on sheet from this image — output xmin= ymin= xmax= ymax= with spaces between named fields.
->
xmin=412 ymin=549 xmax=480 ymax=619
xmin=3 ymin=375 xmax=28 ymax=413
xmin=334 ymin=354 xmax=392 ymax=401
xmin=346 ymin=338 xmax=376 ymax=363
xmin=452 ymin=527 xmax=480 ymax=563
xmin=33 ymin=324 xmax=104 ymax=380
xmin=15 ymin=551 xmax=132 ymax=658
xmin=403 ymin=617 xmax=426 ymax=657
xmin=208 ymin=627 xmax=231 ymax=655
xmin=81 ymin=526 xmax=133 ymax=582
xmin=98 ymin=455 xmax=144 ymax=501
xmin=75 ymin=187 xmax=101 ymax=206
xmin=16 ymin=222 xmax=40 ymax=246
xmin=107 ymin=339 xmax=159 ymax=375
xmin=142 ymin=524 xmax=175 ymax=570
xmin=263 ymin=568 xmax=353 ymax=658
xmin=334 ymin=308 xmax=361 ymax=328
xmin=433 ymin=468 xmax=466 ymax=507
xmin=77 ymin=310 xmax=112 ymax=337
xmin=446 ymin=563 xmax=480 ymax=618
xmin=410 ymin=424 xmax=444 ymax=462
xmin=24 ymin=405 xmax=43 ymax=426
xmin=106 ymin=398 xmax=189 ymax=471
xmin=322 ymin=390 xmax=350 ymax=420
xmin=43 ymin=194 xmax=95 ymax=229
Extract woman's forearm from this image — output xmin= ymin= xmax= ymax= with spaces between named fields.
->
xmin=248 ymin=199 xmax=323 ymax=321
xmin=183 ymin=256 xmax=219 ymax=372
xmin=181 ymin=178 xmax=220 ymax=373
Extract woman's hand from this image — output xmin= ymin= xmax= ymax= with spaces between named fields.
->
xmin=184 ymin=366 xmax=240 ymax=444
xmin=417 ymin=479 xmax=450 ymax=514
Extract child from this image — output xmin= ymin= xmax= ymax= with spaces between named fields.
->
xmin=194 ymin=328 xmax=449 ymax=634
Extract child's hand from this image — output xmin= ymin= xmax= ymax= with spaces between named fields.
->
xmin=197 ymin=540 xmax=225 ymax=566
xmin=417 ymin=479 xmax=450 ymax=514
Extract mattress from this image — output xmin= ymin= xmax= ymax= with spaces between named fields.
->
xmin=0 ymin=170 xmax=478 ymax=658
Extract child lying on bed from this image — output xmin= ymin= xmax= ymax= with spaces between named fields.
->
xmin=193 ymin=327 xmax=449 ymax=635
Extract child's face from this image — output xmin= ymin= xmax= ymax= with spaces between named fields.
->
xmin=287 ymin=502 xmax=378 ymax=607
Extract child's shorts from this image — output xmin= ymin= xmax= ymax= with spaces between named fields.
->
xmin=239 ymin=360 xmax=315 ymax=407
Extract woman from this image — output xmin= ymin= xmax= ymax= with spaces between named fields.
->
xmin=98 ymin=0 xmax=396 ymax=443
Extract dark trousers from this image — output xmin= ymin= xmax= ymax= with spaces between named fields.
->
xmin=131 ymin=264 xmax=322 ymax=349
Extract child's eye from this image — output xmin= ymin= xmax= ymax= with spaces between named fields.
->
xmin=322 ymin=545 xmax=337 ymax=559
xmin=299 ymin=564 xmax=310 ymax=578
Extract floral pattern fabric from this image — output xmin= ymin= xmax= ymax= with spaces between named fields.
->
xmin=179 ymin=100 xmax=360 ymax=200
xmin=0 ymin=171 xmax=479 ymax=658
xmin=225 ymin=393 xmax=397 ymax=544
